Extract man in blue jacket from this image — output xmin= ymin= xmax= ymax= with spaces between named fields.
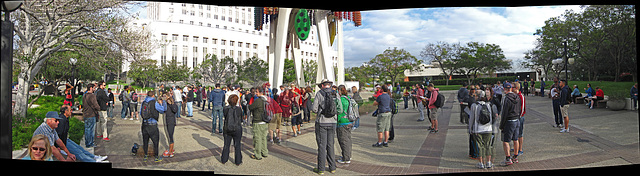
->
xmin=140 ymin=91 xmax=166 ymax=162
xmin=211 ymin=83 xmax=226 ymax=134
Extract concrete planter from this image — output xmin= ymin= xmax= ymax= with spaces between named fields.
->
xmin=607 ymin=99 xmax=626 ymax=110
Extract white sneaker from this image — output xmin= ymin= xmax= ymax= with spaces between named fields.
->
xmin=337 ymin=159 xmax=351 ymax=164
xmin=129 ymin=118 xmax=133 ymax=120
xmin=560 ymin=128 xmax=568 ymax=133
xmin=476 ymin=162 xmax=485 ymax=169
xmin=94 ymin=155 xmax=108 ymax=161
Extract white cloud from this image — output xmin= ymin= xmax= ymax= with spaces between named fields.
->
xmin=342 ymin=5 xmax=584 ymax=69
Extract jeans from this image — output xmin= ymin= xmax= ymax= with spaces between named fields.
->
xmin=175 ymin=101 xmax=182 ymax=118
xmin=84 ymin=116 xmax=96 ymax=148
xmin=417 ymin=102 xmax=425 ymax=121
xmin=121 ymin=102 xmax=129 ymax=119
xmin=107 ymin=104 xmax=114 ymax=118
xmin=221 ymin=129 xmax=243 ymax=165
xmin=212 ymin=106 xmax=224 ymax=133
xmin=403 ymin=96 xmax=409 ymax=109
xmin=186 ymin=101 xmax=193 ymax=116
xmin=201 ymin=100 xmax=207 ymax=110
xmin=315 ymin=123 xmax=336 ymax=172
xmin=252 ymin=123 xmax=268 ymax=159
xmin=354 ymin=117 xmax=360 ymax=128
xmin=65 ymin=139 xmax=96 ymax=162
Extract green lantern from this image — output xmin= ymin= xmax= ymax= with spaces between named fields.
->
xmin=295 ymin=9 xmax=311 ymax=41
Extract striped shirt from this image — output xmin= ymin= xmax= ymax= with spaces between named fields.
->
xmin=33 ymin=122 xmax=60 ymax=147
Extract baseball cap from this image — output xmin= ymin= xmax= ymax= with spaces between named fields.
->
xmin=503 ymin=82 xmax=512 ymax=89
xmin=318 ymin=79 xmax=333 ymax=85
xmin=46 ymin=111 xmax=63 ymax=120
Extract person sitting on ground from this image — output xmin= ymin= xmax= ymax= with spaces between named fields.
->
xmin=56 ymin=105 xmax=108 ymax=162
xmin=23 ymin=134 xmax=53 ymax=161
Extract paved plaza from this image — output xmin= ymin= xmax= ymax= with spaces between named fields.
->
xmin=13 ymin=90 xmax=640 ymax=174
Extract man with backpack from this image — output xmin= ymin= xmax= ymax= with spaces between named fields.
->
xmin=425 ymin=83 xmax=443 ymax=133
xmin=248 ymin=87 xmax=268 ymax=160
xmin=311 ymin=79 xmax=341 ymax=174
xmin=468 ymin=95 xmax=499 ymax=169
xmin=372 ymin=86 xmax=392 ymax=148
xmin=139 ymin=91 xmax=166 ymax=162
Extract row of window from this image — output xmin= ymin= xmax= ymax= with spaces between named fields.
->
xmin=161 ymin=33 xmax=259 ymax=49
xmin=160 ymin=44 xmax=258 ymax=68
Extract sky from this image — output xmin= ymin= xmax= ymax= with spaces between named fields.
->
xmin=129 ymin=3 xmax=584 ymax=71
xmin=341 ymin=5 xmax=585 ymax=71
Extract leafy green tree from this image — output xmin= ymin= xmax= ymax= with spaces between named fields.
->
xmin=237 ymin=57 xmax=269 ymax=87
xmin=453 ymin=42 xmax=511 ymax=85
xmin=193 ymin=54 xmax=237 ymax=85
xmin=283 ymin=58 xmax=296 ymax=84
xmin=160 ymin=59 xmax=190 ymax=84
xmin=127 ymin=59 xmax=159 ymax=89
xmin=302 ymin=59 xmax=317 ymax=86
xmin=367 ymin=47 xmax=423 ymax=88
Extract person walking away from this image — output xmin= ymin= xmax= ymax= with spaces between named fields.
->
xmin=248 ymin=87 xmax=268 ymax=160
xmin=140 ymin=91 xmax=166 ymax=162
xmin=426 ymin=83 xmax=440 ymax=133
xmin=559 ymin=80 xmax=571 ymax=133
xmin=468 ymin=96 xmax=499 ymax=169
xmin=82 ymin=83 xmax=100 ymax=148
xmin=211 ymin=84 xmax=226 ymax=134
xmin=372 ymin=86 xmax=392 ymax=148
xmin=458 ymin=83 xmax=470 ymax=124
xmin=221 ymin=94 xmax=244 ymax=165
xmin=311 ymin=79 xmax=340 ymax=174
xmin=336 ymin=85 xmax=353 ymax=164
xmin=499 ymin=83 xmax=521 ymax=166
xmin=95 ymin=81 xmax=110 ymax=141
xmin=162 ymin=93 xmax=178 ymax=158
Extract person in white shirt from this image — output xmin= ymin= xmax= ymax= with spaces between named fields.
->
xmin=173 ymin=86 xmax=183 ymax=118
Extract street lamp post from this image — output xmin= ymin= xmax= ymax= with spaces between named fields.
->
xmin=69 ymin=58 xmax=77 ymax=98
xmin=1 ymin=0 xmax=23 ymax=159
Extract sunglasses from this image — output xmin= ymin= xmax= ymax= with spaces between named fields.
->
xmin=31 ymin=147 xmax=46 ymax=152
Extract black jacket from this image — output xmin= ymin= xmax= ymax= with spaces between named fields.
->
xmin=187 ymin=90 xmax=194 ymax=102
xmin=96 ymin=88 xmax=108 ymax=111
xmin=499 ymin=92 xmax=521 ymax=130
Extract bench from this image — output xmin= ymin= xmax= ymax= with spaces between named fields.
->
xmin=585 ymin=95 xmax=608 ymax=108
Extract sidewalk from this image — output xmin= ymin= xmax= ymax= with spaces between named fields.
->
xmin=17 ymin=90 xmax=639 ymax=174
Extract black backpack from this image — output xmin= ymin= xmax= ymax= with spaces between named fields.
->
xmin=391 ymin=98 xmax=398 ymax=114
xmin=224 ymin=106 xmax=242 ymax=133
xmin=434 ymin=91 xmax=445 ymax=108
xmin=320 ymin=90 xmax=337 ymax=118
xmin=478 ymin=103 xmax=492 ymax=125
xmin=141 ymin=100 xmax=157 ymax=121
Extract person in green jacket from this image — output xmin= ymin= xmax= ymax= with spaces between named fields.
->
xmin=336 ymin=85 xmax=353 ymax=164
xmin=248 ymin=87 xmax=268 ymax=160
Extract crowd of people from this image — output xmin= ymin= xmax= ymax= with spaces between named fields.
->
xmin=21 ymin=75 xmax=639 ymax=174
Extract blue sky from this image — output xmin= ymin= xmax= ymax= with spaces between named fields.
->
xmin=341 ymin=5 xmax=584 ymax=70
xmin=128 ymin=3 xmax=583 ymax=71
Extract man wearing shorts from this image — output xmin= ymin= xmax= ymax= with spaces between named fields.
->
xmin=559 ymin=80 xmax=570 ymax=133
xmin=425 ymin=83 xmax=440 ymax=133
xmin=499 ymin=83 xmax=521 ymax=166
xmin=373 ymin=86 xmax=392 ymax=147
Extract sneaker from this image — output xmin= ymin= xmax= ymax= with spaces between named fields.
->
xmin=430 ymin=130 xmax=438 ymax=133
xmin=129 ymin=118 xmax=133 ymax=120
xmin=486 ymin=162 xmax=494 ymax=168
xmin=337 ymin=159 xmax=351 ymax=164
xmin=518 ymin=150 xmax=524 ymax=156
xmin=297 ymin=131 xmax=301 ymax=135
xmin=476 ymin=162 xmax=485 ymax=169
xmin=372 ymin=142 xmax=383 ymax=147
xmin=96 ymin=135 xmax=103 ymax=138
xmin=163 ymin=150 xmax=170 ymax=157
xmin=313 ymin=168 xmax=324 ymax=175
xmin=560 ymin=128 xmax=568 ymax=133
xmin=155 ymin=156 xmax=163 ymax=162
xmin=143 ymin=155 xmax=149 ymax=162
xmin=512 ymin=157 xmax=519 ymax=164
xmin=500 ymin=159 xmax=513 ymax=166
xmin=293 ymin=133 xmax=298 ymax=137
xmin=94 ymin=155 xmax=108 ymax=161
xmin=103 ymin=137 xmax=110 ymax=142
xmin=383 ymin=142 xmax=389 ymax=147
xmin=329 ymin=170 xmax=336 ymax=174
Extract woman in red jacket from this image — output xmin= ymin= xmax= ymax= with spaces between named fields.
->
xmin=589 ymin=87 xmax=604 ymax=109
